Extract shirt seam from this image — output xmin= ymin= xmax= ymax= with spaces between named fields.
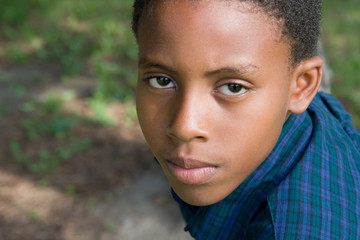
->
xmin=267 ymin=196 xmax=278 ymax=240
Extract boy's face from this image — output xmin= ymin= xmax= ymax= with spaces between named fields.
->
xmin=136 ymin=0 xmax=294 ymax=206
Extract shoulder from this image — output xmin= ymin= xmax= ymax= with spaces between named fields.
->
xmin=268 ymin=92 xmax=360 ymax=239
xmin=309 ymin=92 xmax=360 ymax=148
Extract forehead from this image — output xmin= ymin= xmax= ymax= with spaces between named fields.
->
xmin=141 ymin=0 xmax=283 ymax=33
xmin=138 ymin=0 xmax=285 ymax=49
xmin=137 ymin=0 xmax=292 ymax=76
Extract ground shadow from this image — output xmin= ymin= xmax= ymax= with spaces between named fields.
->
xmin=0 ymin=61 xmax=191 ymax=240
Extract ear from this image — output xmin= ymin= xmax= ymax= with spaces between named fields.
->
xmin=288 ymin=56 xmax=323 ymax=114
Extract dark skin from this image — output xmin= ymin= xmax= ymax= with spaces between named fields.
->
xmin=136 ymin=0 xmax=323 ymax=206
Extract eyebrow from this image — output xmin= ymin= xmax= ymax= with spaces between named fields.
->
xmin=138 ymin=59 xmax=176 ymax=73
xmin=204 ymin=65 xmax=259 ymax=77
xmin=139 ymin=58 xmax=259 ymax=76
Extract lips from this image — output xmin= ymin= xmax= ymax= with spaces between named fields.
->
xmin=165 ymin=157 xmax=218 ymax=185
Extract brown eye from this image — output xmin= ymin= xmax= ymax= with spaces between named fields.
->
xmin=157 ymin=77 xmax=172 ymax=86
xmin=148 ymin=77 xmax=175 ymax=89
xmin=228 ymin=83 xmax=243 ymax=93
xmin=219 ymin=83 xmax=248 ymax=96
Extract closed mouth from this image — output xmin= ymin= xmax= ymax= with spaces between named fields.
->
xmin=165 ymin=159 xmax=218 ymax=185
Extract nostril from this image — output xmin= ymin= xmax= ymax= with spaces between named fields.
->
xmin=195 ymin=135 xmax=206 ymax=140
xmin=166 ymin=126 xmax=209 ymax=143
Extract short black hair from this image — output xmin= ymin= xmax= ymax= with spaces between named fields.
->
xmin=132 ymin=0 xmax=322 ymax=66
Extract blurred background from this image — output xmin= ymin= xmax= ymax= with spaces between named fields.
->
xmin=0 ymin=0 xmax=359 ymax=239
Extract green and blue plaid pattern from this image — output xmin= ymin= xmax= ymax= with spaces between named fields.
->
xmin=172 ymin=92 xmax=360 ymax=239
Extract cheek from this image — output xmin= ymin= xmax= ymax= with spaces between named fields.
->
xmin=136 ymin=90 xmax=169 ymax=150
xmin=136 ymin=90 xmax=155 ymax=141
xmin=220 ymin=94 xmax=288 ymax=163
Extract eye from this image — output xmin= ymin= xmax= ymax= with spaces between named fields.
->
xmin=147 ymin=76 xmax=175 ymax=89
xmin=218 ymin=83 xmax=248 ymax=96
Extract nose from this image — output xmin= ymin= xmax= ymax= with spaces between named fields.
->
xmin=167 ymin=92 xmax=210 ymax=143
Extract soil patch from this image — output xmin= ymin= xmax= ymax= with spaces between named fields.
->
xmin=0 ymin=62 xmax=192 ymax=239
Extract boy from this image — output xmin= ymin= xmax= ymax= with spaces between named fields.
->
xmin=132 ymin=0 xmax=360 ymax=239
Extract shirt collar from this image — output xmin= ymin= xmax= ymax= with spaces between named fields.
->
xmin=172 ymin=111 xmax=314 ymax=239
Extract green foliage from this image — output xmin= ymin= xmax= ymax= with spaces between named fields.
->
xmin=104 ymin=222 xmax=117 ymax=233
xmin=87 ymin=99 xmax=114 ymax=125
xmin=28 ymin=210 xmax=41 ymax=220
xmin=37 ymin=178 xmax=50 ymax=188
xmin=10 ymin=140 xmax=30 ymax=165
xmin=9 ymin=83 xmax=26 ymax=97
xmin=85 ymin=198 xmax=97 ymax=213
xmin=10 ymin=138 xmax=91 ymax=173
xmin=22 ymin=116 xmax=74 ymax=140
xmin=66 ymin=185 xmax=77 ymax=195
xmin=20 ymin=93 xmax=75 ymax=140
xmin=92 ymin=59 xmax=137 ymax=102
xmin=0 ymin=0 xmax=32 ymax=25
xmin=124 ymin=101 xmax=138 ymax=125
xmin=0 ymin=104 xmax=9 ymax=117
xmin=36 ymin=31 xmax=95 ymax=76
xmin=322 ymin=0 xmax=360 ymax=128
xmin=1 ymin=0 xmax=137 ymax=101
xmin=4 ymin=45 xmax=31 ymax=63
xmin=10 ymin=91 xmax=92 ymax=173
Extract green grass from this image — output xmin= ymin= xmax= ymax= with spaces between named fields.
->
xmin=10 ymin=138 xmax=92 ymax=173
xmin=9 ymin=92 xmax=93 ymax=173
xmin=1 ymin=0 xmax=138 ymax=173
xmin=322 ymin=0 xmax=360 ymax=128
xmin=1 ymin=0 xmax=137 ymax=102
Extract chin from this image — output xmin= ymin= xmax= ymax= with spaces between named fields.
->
xmin=172 ymin=184 xmax=229 ymax=206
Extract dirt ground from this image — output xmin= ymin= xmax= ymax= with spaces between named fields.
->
xmin=0 ymin=62 xmax=193 ymax=240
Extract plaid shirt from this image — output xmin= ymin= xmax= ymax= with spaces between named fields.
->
xmin=172 ymin=92 xmax=360 ymax=239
